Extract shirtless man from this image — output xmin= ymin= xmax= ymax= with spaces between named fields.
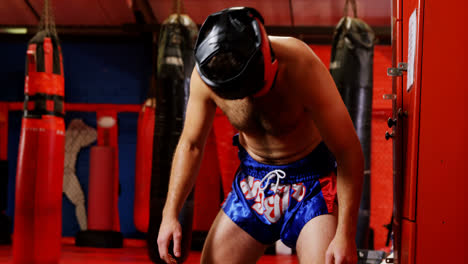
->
xmin=157 ymin=7 xmax=364 ymax=264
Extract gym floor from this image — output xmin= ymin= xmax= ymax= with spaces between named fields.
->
xmin=0 ymin=238 xmax=298 ymax=264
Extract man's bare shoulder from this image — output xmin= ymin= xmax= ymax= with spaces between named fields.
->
xmin=269 ymin=36 xmax=307 ymax=48
xmin=190 ymin=68 xmax=216 ymax=102
xmin=270 ymin=36 xmax=322 ymax=68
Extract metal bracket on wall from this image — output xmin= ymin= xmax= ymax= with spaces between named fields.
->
xmin=383 ymin=94 xmax=397 ymax=100
xmin=387 ymin=62 xmax=408 ymax=77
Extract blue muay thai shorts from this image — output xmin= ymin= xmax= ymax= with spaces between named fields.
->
xmin=222 ymin=135 xmax=338 ymax=249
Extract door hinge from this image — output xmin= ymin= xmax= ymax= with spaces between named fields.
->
xmin=387 ymin=62 xmax=408 ymax=77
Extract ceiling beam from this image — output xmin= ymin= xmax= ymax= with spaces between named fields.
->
xmin=269 ymin=25 xmax=391 ymax=44
xmin=120 ymin=24 xmax=391 ymax=44
xmin=0 ymin=24 xmax=391 ymax=44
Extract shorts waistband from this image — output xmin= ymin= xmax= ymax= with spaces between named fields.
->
xmin=233 ymin=135 xmax=336 ymax=184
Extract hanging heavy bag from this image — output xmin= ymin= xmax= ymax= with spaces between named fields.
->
xmin=147 ymin=9 xmax=198 ymax=264
xmin=329 ymin=0 xmax=375 ymax=249
xmin=13 ymin=1 xmax=66 ymax=263
xmin=134 ymin=98 xmax=156 ymax=233
xmin=134 ymin=27 xmax=159 ymax=234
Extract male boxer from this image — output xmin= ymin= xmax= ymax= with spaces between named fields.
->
xmin=157 ymin=7 xmax=363 ymax=264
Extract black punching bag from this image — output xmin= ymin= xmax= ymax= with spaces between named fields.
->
xmin=329 ymin=0 xmax=375 ymax=249
xmin=147 ymin=14 xmax=198 ymax=263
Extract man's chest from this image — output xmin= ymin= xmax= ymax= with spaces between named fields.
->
xmin=215 ymin=96 xmax=303 ymax=135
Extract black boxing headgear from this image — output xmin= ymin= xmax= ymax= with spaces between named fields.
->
xmin=194 ymin=7 xmax=278 ymax=99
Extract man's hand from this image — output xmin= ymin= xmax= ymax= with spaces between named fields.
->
xmin=325 ymin=234 xmax=358 ymax=264
xmin=157 ymin=216 xmax=182 ymax=264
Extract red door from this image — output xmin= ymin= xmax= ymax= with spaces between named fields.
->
xmin=414 ymin=1 xmax=468 ymax=263
xmin=394 ymin=1 xmax=468 ymax=263
xmin=391 ymin=0 xmax=424 ymax=263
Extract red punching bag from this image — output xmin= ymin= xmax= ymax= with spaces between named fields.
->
xmin=13 ymin=1 xmax=65 ymax=263
xmin=87 ymin=147 xmax=116 ymax=231
xmin=75 ymin=114 xmax=123 ymax=248
xmin=134 ymin=99 xmax=156 ymax=233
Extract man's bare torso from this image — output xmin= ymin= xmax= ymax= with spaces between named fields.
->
xmin=210 ymin=37 xmax=323 ymax=165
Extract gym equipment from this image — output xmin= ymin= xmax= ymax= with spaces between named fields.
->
xmin=75 ymin=116 xmax=123 ymax=248
xmin=76 ymin=145 xmax=123 ymax=248
xmin=13 ymin=0 xmax=65 ymax=262
xmin=329 ymin=0 xmax=375 ymax=249
xmin=147 ymin=3 xmax=198 ymax=262
xmin=96 ymin=111 xmax=121 ymax=231
xmin=134 ymin=99 xmax=156 ymax=233
xmin=63 ymin=119 xmax=96 ymax=231
xmin=194 ymin=7 xmax=278 ymax=100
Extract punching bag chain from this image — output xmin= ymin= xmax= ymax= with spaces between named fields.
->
xmin=171 ymin=0 xmax=185 ymax=25
xmin=344 ymin=0 xmax=358 ymax=18
xmin=39 ymin=0 xmax=58 ymax=37
xmin=172 ymin=0 xmax=185 ymax=15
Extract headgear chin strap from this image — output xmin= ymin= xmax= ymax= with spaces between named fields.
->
xmin=194 ymin=7 xmax=278 ymax=99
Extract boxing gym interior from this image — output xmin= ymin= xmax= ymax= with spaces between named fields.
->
xmin=0 ymin=0 xmax=466 ymax=263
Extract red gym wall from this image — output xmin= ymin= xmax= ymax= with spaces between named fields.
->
xmin=193 ymin=44 xmax=393 ymax=250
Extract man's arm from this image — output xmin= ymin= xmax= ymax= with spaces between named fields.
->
xmin=293 ymin=39 xmax=364 ymax=263
xmin=162 ymin=70 xmax=217 ymax=218
xmin=157 ymin=69 xmax=217 ymax=263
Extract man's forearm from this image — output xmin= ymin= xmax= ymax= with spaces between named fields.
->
xmin=162 ymin=140 xmax=205 ymax=218
xmin=335 ymin=148 xmax=364 ymax=238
